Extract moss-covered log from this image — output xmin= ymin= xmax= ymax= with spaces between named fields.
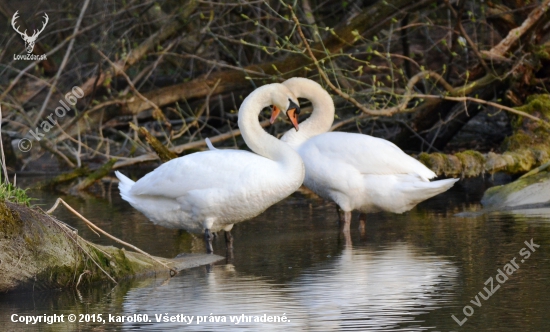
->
xmin=0 ymin=201 xmax=222 ymax=293
xmin=71 ymin=159 xmax=118 ymax=192
xmin=33 ymin=167 xmax=90 ymax=189
xmin=417 ymin=94 xmax=550 ymax=177
xmin=418 ymin=148 xmax=550 ymax=177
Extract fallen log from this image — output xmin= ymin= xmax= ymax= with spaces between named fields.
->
xmin=71 ymin=158 xmax=118 ymax=192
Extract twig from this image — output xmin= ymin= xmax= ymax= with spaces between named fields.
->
xmin=444 ymin=0 xmax=490 ymax=72
xmin=413 ymin=94 xmax=550 ymax=128
xmin=33 ymin=0 xmax=91 ymax=126
xmin=51 ymin=123 xmax=128 ymax=161
xmin=0 ymin=105 xmax=9 ymax=182
xmin=330 ymin=113 xmax=368 ymax=131
xmin=290 ymin=6 xmax=454 ymax=117
xmin=484 ymin=0 xmax=550 ymax=58
xmin=289 ymin=5 xmax=380 ymax=115
xmin=187 ymin=79 xmax=221 ymax=143
xmin=287 ymin=13 xmax=537 ymax=129
xmin=39 ymin=141 xmax=76 ymax=168
xmin=14 ymin=254 xmax=24 ymax=269
xmin=46 ymin=198 xmax=176 ymax=274
xmin=76 ymin=270 xmax=91 ymax=288
xmin=94 ymin=48 xmax=165 ymax=121
xmin=43 ymin=212 xmax=117 ymax=284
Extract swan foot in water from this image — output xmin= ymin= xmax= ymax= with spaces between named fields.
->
xmin=204 ymin=229 xmax=214 ymax=254
xmin=224 ymin=230 xmax=234 ymax=250
xmin=341 ymin=229 xmax=352 ymax=247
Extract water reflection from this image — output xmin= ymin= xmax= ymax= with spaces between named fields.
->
xmin=1 ymin=177 xmax=550 ymax=331
xmin=122 ymin=243 xmax=457 ymax=331
xmin=293 ymin=244 xmax=457 ymax=331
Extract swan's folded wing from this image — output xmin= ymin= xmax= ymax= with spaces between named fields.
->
xmin=130 ymin=150 xmax=271 ymax=198
xmin=301 ymin=132 xmax=436 ymax=181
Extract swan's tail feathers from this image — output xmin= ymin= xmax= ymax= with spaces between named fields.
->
xmin=399 ymin=178 xmax=459 ymax=211
xmin=115 ymin=171 xmax=136 ymax=204
xmin=205 ymin=138 xmax=217 ymax=150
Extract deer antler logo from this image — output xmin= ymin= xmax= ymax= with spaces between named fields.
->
xmin=11 ymin=11 xmax=49 ymax=54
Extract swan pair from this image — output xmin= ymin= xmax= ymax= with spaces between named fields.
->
xmin=116 ymin=78 xmax=458 ymax=254
xmin=116 ymin=83 xmax=304 ymax=254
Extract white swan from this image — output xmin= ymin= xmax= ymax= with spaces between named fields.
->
xmin=272 ymin=77 xmax=459 ymax=231
xmin=115 ymin=83 xmax=304 ymax=253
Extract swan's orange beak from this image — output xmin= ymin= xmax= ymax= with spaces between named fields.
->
xmin=286 ymin=108 xmax=300 ymax=131
xmin=270 ymin=106 xmax=281 ymax=124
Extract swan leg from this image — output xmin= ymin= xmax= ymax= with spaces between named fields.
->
xmin=204 ymin=229 xmax=214 ymax=254
xmin=358 ymin=213 xmax=367 ymax=237
xmin=224 ymin=230 xmax=234 ymax=250
xmin=336 ymin=206 xmax=346 ymax=225
xmin=338 ymin=211 xmax=352 ymax=247
xmin=340 ymin=211 xmax=352 ymax=233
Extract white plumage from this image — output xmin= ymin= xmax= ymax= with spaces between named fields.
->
xmin=116 ymin=83 xmax=304 ymax=252
xmin=277 ymin=77 xmax=458 ymax=229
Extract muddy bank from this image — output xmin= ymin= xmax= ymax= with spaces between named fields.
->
xmin=0 ymin=201 xmax=222 ymax=293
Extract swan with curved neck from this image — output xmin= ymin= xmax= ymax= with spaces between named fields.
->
xmin=272 ymin=77 xmax=458 ymax=231
xmin=116 ymin=83 xmax=304 ymax=253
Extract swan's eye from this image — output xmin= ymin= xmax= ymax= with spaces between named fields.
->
xmin=288 ymin=98 xmax=300 ymax=114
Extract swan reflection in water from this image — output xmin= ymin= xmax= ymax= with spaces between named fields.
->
xmin=122 ymin=243 xmax=458 ymax=331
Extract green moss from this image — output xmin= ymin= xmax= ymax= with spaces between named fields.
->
xmin=0 ymin=201 xmax=23 ymax=237
xmin=503 ymin=150 xmax=536 ymax=173
xmin=1 ymin=201 xmax=187 ymax=293
xmin=455 ymin=150 xmax=485 ymax=177
xmin=33 ymin=265 xmax=78 ymax=288
xmin=534 ymin=45 xmax=550 ymax=61
xmin=519 ymin=94 xmax=550 ymax=119
xmin=501 ymin=130 xmax=537 ymax=151
xmin=418 ymin=152 xmax=444 ymax=174
xmin=418 ymin=152 xmax=463 ymax=176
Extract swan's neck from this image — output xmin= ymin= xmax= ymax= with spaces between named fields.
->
xmin=238 ymin=85 xmax=303 ymax=176
xmin=281 ymin=79 xmax=335 ymax=147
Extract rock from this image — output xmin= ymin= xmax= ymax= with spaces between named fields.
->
xmin=481 ymin=169 xmax=550 ymax=209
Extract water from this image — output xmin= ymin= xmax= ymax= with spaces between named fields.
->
xmin=1 ymin=177 xmax=550 ymax=331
